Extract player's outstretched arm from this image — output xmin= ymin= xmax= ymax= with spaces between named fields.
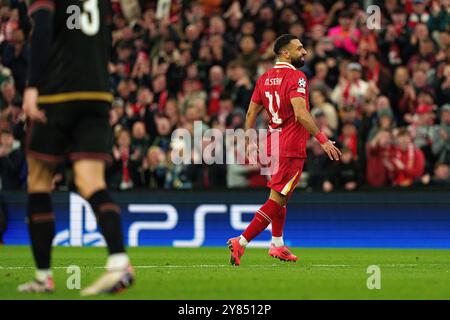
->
xmin=291 ymin=97 xmax=341 ymax=161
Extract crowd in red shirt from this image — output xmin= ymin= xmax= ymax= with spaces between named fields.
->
xmin=0 ymin=0 xmax=449 ymax=191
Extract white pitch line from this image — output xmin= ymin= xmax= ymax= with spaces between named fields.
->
xmin=0 ymin=264 xmax=282 ymax=270
xmin=311 ymin=264 xmax=354 ymax=267
xmin=0 ymin=263 xmax=445 ymax=270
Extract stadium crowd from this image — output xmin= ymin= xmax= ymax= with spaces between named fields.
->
xmin=0 ymin=0 xmax=449 ymax=192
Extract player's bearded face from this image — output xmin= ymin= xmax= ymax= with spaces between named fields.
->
xmin=291 ymin=55 xmax=304 ymax=68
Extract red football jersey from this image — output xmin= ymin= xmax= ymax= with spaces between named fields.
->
xmin=251 ymin=61 xmax=310 ymax=158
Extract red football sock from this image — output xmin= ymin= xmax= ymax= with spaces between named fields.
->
xmin=272 ymin=205 xmax=286 ymax=237
xmin=242 ymin=199 xmax=282 ymax=242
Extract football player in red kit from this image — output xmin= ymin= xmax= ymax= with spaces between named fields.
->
xmin=227 ymin=34 xmax=341 ymax=265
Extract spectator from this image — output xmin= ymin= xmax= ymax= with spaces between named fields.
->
xmin=366 ymin=130 xmax=395 ymax=187
xmin=228 ymin=62 xmax=253 ymax=111
xmin=216 ymin=93 xmax=234 ymax=128
xmin=208 ymin=34 xmax=235 ymax=69
xmin=404 ymin=22 xmax=431 ymax=64
xmin=1 ymin=29 xmax=28 ymax=93
xmin=311 ymin=108 xmax=337 ymax=140
xmin=0 ymin=127 xmax=25 ymax=190
xmin=435 ymin=63 xmax=450 ymax=107
xmin=323 ymin=147 xmax=362 ymax=192
xmin=164 ymin=97 xmax=180 ymax=128
xmin=206 ymin=65 xmax=225 ymax=116
xmin=303 ymin=1 xmax=327 ymax=28
xmin=151 ymin=114 xmax=173 ymax=152
xmin=151 ymin=73 xmax=169 ymax=112
xmin=310 ymin=86 xmax=339 ymax=130
xmin=408 ymin=37 xmax=437 ymax=71
xmin=431 ymin=104 xmax=450 ymax=165
xmin=179 ymin=78 xmax=207 ymax=114
xmin=420 ymin=162 xmax=450 ymax=186
xmin=131 ymin=121 xmax=149 ymax=163
xmin=327 ymin=10 xmax=360 ymax=56
xmin=339 ymin=122 xmax=359 ymax=158
xmin=0 ymin=79 xmax=20 ymax=111
xmin=138 ymin=146 xmax=167 ymax=189
xmin=236 ymin=35 xmax=259 ymax=78
xmin=110 ymin=98 xmax=128 ymax=134
xmin=116 ymin=78 xmax=137 ymax=104
xmin=310 ymin=60 xmax=332 ymax=92
xmin=392 ymin=128 xmax=425 ymax=187
xmin=368 ymin=108 xmax=396 ymax=141
xmin=428 ymin=0 xmax=450 ymax=34
xmin=108 ymin=129 xmax=139 ymax=190
xmin=305 ymin=139 xmax=333 ymax=191
xmin=363 ymin=52 xmax=392 ymax=95
xmin=378 ymin=8 xmax=409 ymax=66
xmin=259 ymin=28 xmax=276 ymax=59
xmin=407 ymin=0 xmax=431 ymax=29
xmin=408 ymin=104 xmax=436 ymax=171
xmin=0 ymin=0 xmax=448 ymax=192
xmin=226 ymin=138 xmax=258 ymax=188
xmin=331 ymin=62 xmax=369 ymax=113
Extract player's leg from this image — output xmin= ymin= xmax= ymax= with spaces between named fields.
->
xmin=18 ymin=156 xmax=56 ymax=293
xmin=267 ymin=188 xmax=298 ymax=262
xmin=73 ymin=159 xmax=134 ymax=296
xmin=268 ymin=158 xmax=305 ymax=262
xmin=73 ymin=159 xmax=125 ymax=255
xmin=242 ymin=189 xmax=287 ymax=246
xmin=227 ymin=158 xmax=290 ymax=265
xmin=68 ymin=103 xmax=133 ymax=295
xmin=19 ymin=108 xmax=67 ymax=293
xmin=227 ymin=184 xmax=288 ymax=266
xmin=269 ymin=189 xmax=287 ymax=248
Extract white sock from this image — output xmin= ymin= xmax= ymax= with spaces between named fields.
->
xmin=35 ymin=269 xmax=52 ymax=282
xmin=272 ymin=236 xmax=284 ymax=248
xmin=106 ymin=253 xmax=129 ymax=271
xmin=239 ymin=235 xmax=249 ymax=247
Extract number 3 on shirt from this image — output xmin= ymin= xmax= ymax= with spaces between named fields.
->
xmin=265 ymin=91 xmax=282 ymax=124
xmin=81 ymin=0 xmax=100 ymax=36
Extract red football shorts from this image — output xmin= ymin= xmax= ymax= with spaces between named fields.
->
xmin=267 ymin=157 xmax=305 ymax=197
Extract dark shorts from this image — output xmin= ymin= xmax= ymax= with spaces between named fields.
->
xmin=26 ymin=101 xmax=112 ymax=164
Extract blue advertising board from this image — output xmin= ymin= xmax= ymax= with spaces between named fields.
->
xmin=1 ymin=191 xmax=450 ymax=249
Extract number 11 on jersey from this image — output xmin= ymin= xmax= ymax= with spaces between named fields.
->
xmin=265 ymin=91 xmax=282 ymax=125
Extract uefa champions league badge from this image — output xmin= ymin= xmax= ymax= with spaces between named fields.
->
xmin=298 ymin=78 xmax=306 ymax=88
xmin=297 ymin=78 xmax=306 ymax=93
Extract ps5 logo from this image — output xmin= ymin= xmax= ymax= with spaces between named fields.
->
xmin=129 ymin=203 xmax=270 ymax=248
xmin=53 ymin=193 xmax=105 ymax=246
xmin=53 ymin=193 xmax=269 ymax=248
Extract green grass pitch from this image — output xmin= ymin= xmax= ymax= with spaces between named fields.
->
xmin=0 ymin=246 xmax=449 ymax=300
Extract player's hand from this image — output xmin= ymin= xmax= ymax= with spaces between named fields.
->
xmin=23 ymin=87 xmax=47 ymax=123
xmin=321 ymin=140 xmax=342 ymax=161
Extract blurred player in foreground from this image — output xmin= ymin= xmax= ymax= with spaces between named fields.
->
xmin=18 ymin=0 xmax=134 ymax=295
xmin=228 ymin=34 xmax=341 ymax=265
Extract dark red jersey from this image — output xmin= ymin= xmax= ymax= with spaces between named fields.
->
xmin=251 ymin=62 xmax=310 ymax=158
